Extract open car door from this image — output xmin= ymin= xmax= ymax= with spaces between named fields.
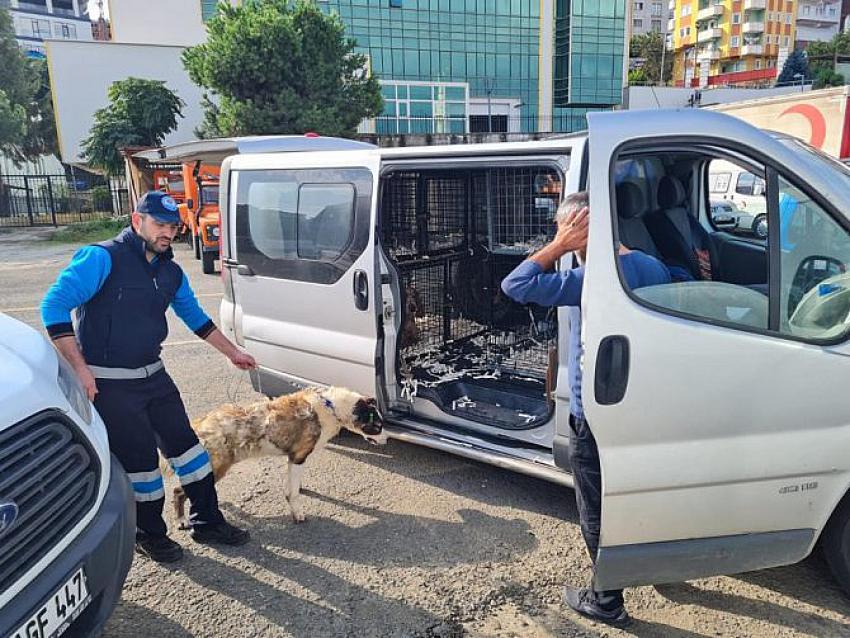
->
xmin=581 ymin=109 xmax=850 ymax=590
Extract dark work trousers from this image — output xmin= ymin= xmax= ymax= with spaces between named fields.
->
xmin=93 ymin=369 xmax=224 ymax=538
xmin=568 ymin=413 xmax=625 ymax=611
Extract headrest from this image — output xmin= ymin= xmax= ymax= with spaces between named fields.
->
xmin=657 ymin=175 xmax=687 ymax=209
xmin=616 ymin=181 xmax=647 ymax=219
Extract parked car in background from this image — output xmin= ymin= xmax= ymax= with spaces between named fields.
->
xmin=709 ymin=200 xmax=738 ymax=230
xmin=0 ymin=314 xmax=135 ymax=638
xmin=708 ymin=159 xmax=767 ymax=237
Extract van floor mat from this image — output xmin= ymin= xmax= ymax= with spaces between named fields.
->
xmin=399 ymin=337 xmax=550 ymax=430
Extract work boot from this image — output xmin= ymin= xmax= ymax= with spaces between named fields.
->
xmin=563 ymin=585 xmax=631 ymax=628
xmin=191 ymin=520 xmax=251 ymax=546
xmin=135 ymin=532 xmax=183 ymax=563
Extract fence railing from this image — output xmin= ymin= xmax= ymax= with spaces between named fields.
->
xmin=0 ymin=174 xmax=130 ymax=228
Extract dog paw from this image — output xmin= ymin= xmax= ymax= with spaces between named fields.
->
xmin=291 ymin=510 xmax=306 ymax=523
xmin=178 ymin=520 xmax=191 ymax=531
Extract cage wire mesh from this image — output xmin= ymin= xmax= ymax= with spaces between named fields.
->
xmin=383 ymin=166 xmax=562 ymax=403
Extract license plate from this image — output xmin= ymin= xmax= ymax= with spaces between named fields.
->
xmin=9 ymin=568 xmax=90 ymax=638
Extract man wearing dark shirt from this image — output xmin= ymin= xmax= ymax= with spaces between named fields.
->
xmin=501 ymin=191 xmax=671 ymax=627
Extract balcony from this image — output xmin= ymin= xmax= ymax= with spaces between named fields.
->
xmin=742 ymin=44 xmax=764 ymax=55
xmin=743 ymin=0 xmax=767 ymax=10
xmin=668 ymin=18 xmax=675 ymax=32
xmin=742 ymin=21 xmax=765 ymax=32
xmin=697 ymin=27 xmax=723 ymax=42
xmin=698 ymin=48 xmax=721 ymax=61
xmin=696 ymin=5 xmax=724 ymax=22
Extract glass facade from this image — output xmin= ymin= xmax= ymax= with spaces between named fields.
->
xmin=554 ymin=0 xmax=626 ymax=107
xmin=378 ymin=81 xmax=468 ymax=134
xmin=322 ymin=0 xmax=542 ymax=132
xmin=319 ymin=0 xmax=626 ymax=134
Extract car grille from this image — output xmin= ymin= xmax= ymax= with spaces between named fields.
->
xmin=0 ymin=410 xmax=100 ymax=592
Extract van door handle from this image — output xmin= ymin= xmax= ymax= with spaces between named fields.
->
xmin=353 ymin=270 xmax=369 ymax=311
xmin=237 ymin=265 xmax=255 ymax=277
xmin=594 ymin=335 xmax=630 ymax=405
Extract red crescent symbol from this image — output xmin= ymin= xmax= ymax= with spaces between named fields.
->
xmin=780 ymin=104 xmax=827 ymax=149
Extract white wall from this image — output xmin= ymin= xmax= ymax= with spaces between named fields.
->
xmin=624 ymin=85 xmax=811 ymax=110
xmin=46 ymin=39 xmax=205 ymax=163
xmin=107 ymin=0 xmax=206 ymax=45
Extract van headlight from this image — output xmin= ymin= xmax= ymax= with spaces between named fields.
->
xmin=56 ymin=354 xmax=92 ymax=424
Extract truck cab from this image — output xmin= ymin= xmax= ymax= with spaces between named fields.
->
xmin=178 ymin=163 xmax=221 ymax=274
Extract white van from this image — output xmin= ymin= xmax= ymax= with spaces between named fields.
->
xmin=139 ymin=109 xmax=850 ymax=596
xmin=708 ymin=158 xmax=768 ymax=237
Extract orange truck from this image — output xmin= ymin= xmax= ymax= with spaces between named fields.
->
xmin=152 ymin=168 xmax=186 ymax=204
xmin=707 ymin=86 xmax=850 ymax=159
xmin=178 ymin=163 xmax=221 ymax=274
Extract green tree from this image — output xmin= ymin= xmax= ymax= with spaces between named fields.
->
xmin=814 ymin=67 xmax=845 ymax=89
xmin=82 ymin=78 xmax=184 ymax=175
xmin=183 ymin=0 xmax=383 ymax=138
xmin=777 ymin=49 xmax=810 ymax=85
xmin=0 ymin=8 xmax=57 ymax=162
xmin=629 ymin=32 xmax=673 ymax=85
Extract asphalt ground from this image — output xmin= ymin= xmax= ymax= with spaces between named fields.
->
xmin=2 ymin=228 xmax=849 ymax=637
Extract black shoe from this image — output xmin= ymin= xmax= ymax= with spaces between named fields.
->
xmin=135 ymin=533 xmax=183 ymax=563
xmin=191 ymin=520 xmax=250 ymax=546
xmin=563 ymin=585 xmax=631 ymax=627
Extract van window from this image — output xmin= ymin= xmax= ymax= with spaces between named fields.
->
xmin=234 ymin=168 xmax=373 ymax=284
xmin=709 ymin=172 xmax=730 ymax=193
xmin=735 ymin=171 xmax=765 ymax=196
xmin=296 ymin=184 xmax=355 ymax=260
xmin=615 ymin=146 xmax=850 ymax=344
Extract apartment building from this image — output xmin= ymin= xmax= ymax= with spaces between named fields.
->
xmin=631 ymin=0 xmax=668 ymax=34
xmin=795 ymin=0 xmax=841 ymax=47
xmin=670 ymin=0 xmax=796 ymax=87
xmin=5 ymin=0 xmax=92 ymax=58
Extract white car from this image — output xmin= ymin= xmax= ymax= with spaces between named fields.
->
xmin=0 ymin=314 xmax=134 ymax=638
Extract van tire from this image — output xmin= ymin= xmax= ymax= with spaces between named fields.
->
xmin=202 ymin=251 xmax=216 ymax=274
xmin=822 ymin=492 xmax=850 ymax=597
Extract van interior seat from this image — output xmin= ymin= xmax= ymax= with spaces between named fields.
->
xmin=615 ymin=181 xmax=661 ymax=258
xmin=647 ymin=174 xmax=715 ymax=281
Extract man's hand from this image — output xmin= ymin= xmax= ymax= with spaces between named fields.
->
xmin=229 ymin=350 xmax=257 ymax=370
xmin=76 ymin=364 xmax=98 ymax=401
xmin=553 ymin=206 xmax=589 ymax=254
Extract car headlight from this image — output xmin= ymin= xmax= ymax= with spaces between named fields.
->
xmin=211 ymin=226 xmax=220 ymax=237
xmin=56 ymin=353 xmax=92 ymax=424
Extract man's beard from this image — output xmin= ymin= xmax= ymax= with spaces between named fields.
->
xmin=143 ymin=236 xmax=170 ymax=253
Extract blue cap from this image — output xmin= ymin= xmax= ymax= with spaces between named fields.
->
xmin=136 ymin=191 xmax=180 ymax=224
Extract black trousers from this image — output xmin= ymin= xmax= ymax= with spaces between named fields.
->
xmin=569 ymin=413 xmax=625 ymax=611
xmin=94 ymin=369 xmax=224 ymax=537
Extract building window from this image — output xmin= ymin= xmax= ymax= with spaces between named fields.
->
xmin=634 ymin=18 xmax=644 ymax=28
xmin=200 ymin=0 xmax=218 ymax=22
xmin=733 ymin=13 xmax=741 ymax=23
xmin=756 ymin=58 xmax=762 ymax=69
xmin=786 ymin=13 xmax=792 ymax=23
xmin=783 ymin=36 xmax=789 ymax=47
xmin=651 ymin=19 xmax=663 ymax=30
xmin=830 ymin=6 xmax=837 ymax=16
xmin=634 ymin=2 xmax=645 ymax=10
xmin=803 ymin=5 xmax=810 ymax=15
xmin=389 ymin=0 xmax=403 ymax=6
xmin=652 ymin=2 xmax=663 ymax=16
xmin=681 ymin=4 xmax=691 ymax=16
xmin=731 ymin=35 xmax=740 ymax=47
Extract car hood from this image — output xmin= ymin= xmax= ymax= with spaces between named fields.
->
xmin=0 ymin=313 xmax=61 ymax=425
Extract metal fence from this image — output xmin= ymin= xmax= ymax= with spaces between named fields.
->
xmin=0 ymin=174 xmax=130 ymax=228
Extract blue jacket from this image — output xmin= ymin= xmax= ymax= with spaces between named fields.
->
xmin=501 ymin=251 xmax=671 ymax=418
xmin=41 ymin=227 xmax=214 ymax=368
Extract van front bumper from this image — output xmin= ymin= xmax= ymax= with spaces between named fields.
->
xmin=0 ymin=454 xmax=136 ymax=638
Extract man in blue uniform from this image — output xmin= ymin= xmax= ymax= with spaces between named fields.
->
xmin=502 ymin=191 xmax=673 ymax=627
xmin=42 ymin=191 xmax=256 ymax=563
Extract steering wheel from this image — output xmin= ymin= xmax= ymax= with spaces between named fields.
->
xmin=789 ymin=270 xmax=850 ymax=333
xmin=787 ymin=255 xmax=846 ymax=319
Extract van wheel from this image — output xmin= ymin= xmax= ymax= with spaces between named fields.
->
xmin=822 ymin=493 xmax=850 ymax=597
xmin=202 ymin=251 xmax=216 ymax=274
